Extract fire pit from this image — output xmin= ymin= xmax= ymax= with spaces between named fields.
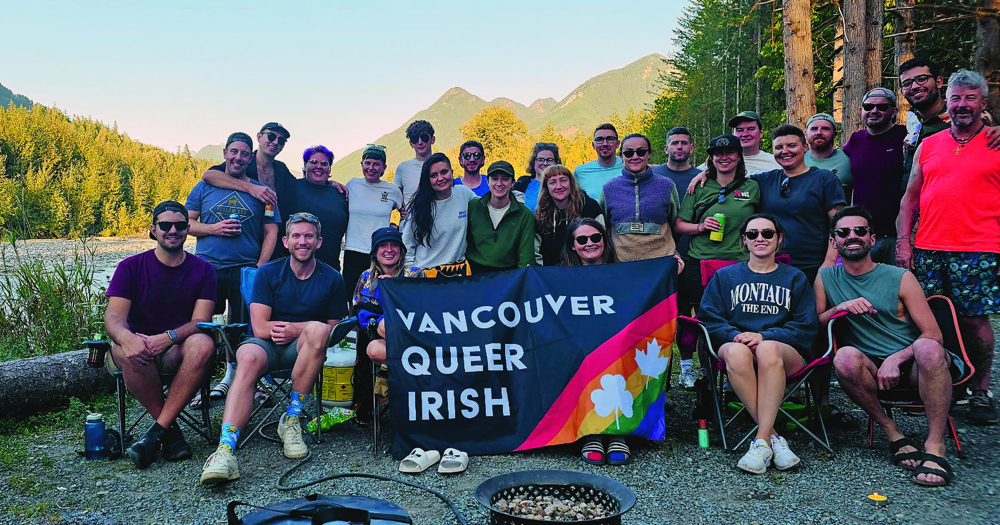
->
xmin=474 ymin=469 xmax=636 ymax=525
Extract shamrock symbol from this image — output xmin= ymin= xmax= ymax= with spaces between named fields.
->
xmin=635 ymin=338 xmax=670 ymax=389
xmin=591 ymin=374 xmax=634 ymax=430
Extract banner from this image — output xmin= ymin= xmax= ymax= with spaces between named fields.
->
xmin=380 ymin=258 xmax=677 ymax=458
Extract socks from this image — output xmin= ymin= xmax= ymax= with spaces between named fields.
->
xmin=218 ymin=423 xmax=239 ymax=453
xmin=220 ymin=362 xmax=237 ymax=384
xmin=680 ymin=359 xmax=693 ymax=373
xmin=286 ymin=391 xmax=307 ymax=419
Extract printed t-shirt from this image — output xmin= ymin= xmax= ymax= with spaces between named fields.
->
xmin=678 ymin=177 xmax=761 ymax=261
xmin=106 ymin=250 xmax=217 ymax=335
xmin=250 ymin=257 xmax=348 ymax=323
xmin=805 ymin=149 xmax=852 ymax=192
xmin=401 ymin=185 xmax=477 ymax=268
xmin=455 ymin=175 xmax=490 ymax=196
xmin=344 ymin=178 xmax=403 ymax=253
xmin=842 ymin=125 xmax=908 ymax=237
xmin=273 ymin=178 xmax=349 ymax=271
xmin=211 ymin=154 xmax=295 ymax=210
xmin=574 ymin=158 xmax=624 ymax=201
xmin=652 ymin=164 xmax=702 ymax=257
xmin=185 ymin=179 xmax=281 ymax=269
xmin=915 ymin=130 xmax=1000 ymax=253
xmin=394 ymin=158 xmax=424 ymax=207
xmin=754 ymin=167 xmax=846 ymax=269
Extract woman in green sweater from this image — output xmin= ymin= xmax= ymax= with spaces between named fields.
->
xmin=466 ymin=160 xmax=536 ymax=274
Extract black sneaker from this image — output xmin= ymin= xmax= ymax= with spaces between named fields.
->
xmin=969 ymin=391 xmax=999 ymax=426
xmin=126 ymin=428 xmax=163 ymax=469
xmin=160 ymin=423 xmax=192 ymax=461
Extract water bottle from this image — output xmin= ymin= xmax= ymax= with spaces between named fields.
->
xmin=85 ymin=413 xmax=107 ymax=460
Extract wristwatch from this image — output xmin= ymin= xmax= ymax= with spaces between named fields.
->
xmin=166 ymin=329 xmax=178 ymax=342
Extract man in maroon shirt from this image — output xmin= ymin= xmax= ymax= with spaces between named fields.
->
xmin=104 ymin=201 xmax=217 ymax=469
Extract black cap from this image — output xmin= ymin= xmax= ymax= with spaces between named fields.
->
xmin=727 ymin=111 xmax=762 ymax=128
xmin=225 ymin=132 xmax=254 ymax=150
xmin=370 ymin=227 xmax=404 ymax=255
xmin=706 ymin=134 xmax=743 ymax=155
xmin=150 ymin=200 xmax=187 ymax=240
xmin=260 ymin=122 xmax=290 ymax=138
xmin=486 ymin=160 xmax=515 ymax=179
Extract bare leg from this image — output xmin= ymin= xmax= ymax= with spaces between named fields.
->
xmin=719 ymin=343 xmax=758 ymax=422
xmin=753 ymin=341 xmax=804 ymax=441
xmin=911 ymin=338 xmax=952 ymax=484
xmin=156 ymin=334 xmax=213 ymax=427
xmin=222 ymin=344 xmax=268 ymax=431
xmin=112 ymin=343 xmax=165 ymax=419
xmin=957 ymin=314 xmax=994 ymax=391
xmin=367 ymin=340 xmax=387 ymax=365
xmin=291 ymin=322 xmax=331 ymax=394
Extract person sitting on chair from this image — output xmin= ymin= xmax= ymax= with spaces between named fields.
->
xmin=698 ymin=213 xmax=818 ymax=474
xmin=201 ymin=212 xmax=348 ymax=485
xmin=816 ymin=206 xmax=961 ymax=487
xmin=104 ymin=200 xmax=217 ymax=470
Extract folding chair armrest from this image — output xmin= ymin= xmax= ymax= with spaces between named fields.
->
xmin=678 ymin=315 xmax=721 ymax=360
xmin=328 ymin=317 xmax=360 ymax=348
xmin=821 ymin=311 xmax=850 ymax=359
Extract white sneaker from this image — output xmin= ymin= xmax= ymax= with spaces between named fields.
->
xmin=679 ymin=368 xmax=697 ymax=389
xmin=737 ymin=438 xmax=772 ymax=474
xmin=770 ymin=435 xmax=800 ymax=470
xmin=278 ymin=414 xmax=308 ymax=459
xmin=200 ymin=447 xmax=240 ymax=485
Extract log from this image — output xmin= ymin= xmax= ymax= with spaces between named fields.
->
xmin=0 ymin=350 xmax=116 ymax=417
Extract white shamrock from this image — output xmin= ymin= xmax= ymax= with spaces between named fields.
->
xmin=634 ymin=338 xmax=670 ymax=389
xmin=591 ymin=374 xmax=634 ymax=429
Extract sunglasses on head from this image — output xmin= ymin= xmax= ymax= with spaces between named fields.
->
xmin=832 ymin=226 xmax=871 ymax=238
xmin=621 ymin=148 xmax=649 ymax=158
xmin=157 ymin=220 xmax=189 ymax=232
xmin=289 ymin=213 xmax=320 ymax=224
xmin=780 ymin=176 xmax=790 ymax=198
xmin=461 ymin=151 xmax=483 ymax=160
xmin=263 ymin=132 xmax=287 ymax=146
xmin=575 ymin=233 xmax=603 ymax=245
xmin=744 ymin=229 xmax=776 ymax=240
xmin=409 ymin=133 xmax=432 ymax=145
xmin=862 ymin=103 xmax=893 ymax=112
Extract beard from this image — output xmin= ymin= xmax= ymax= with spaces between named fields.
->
xmin=670 ymin=151 xmax=691 ymax=163
xmin=839 ymin=242 xmax=872 ymax=262
xmin=290 ymin=248 xmax=315 ymax=264
xmin=158 ymin=237 xmax=185 ymax=252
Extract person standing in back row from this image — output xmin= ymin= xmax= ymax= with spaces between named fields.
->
xmin=344 ymin=145 xmax=404 ymax=294
xmin=396 ymin=120 xmax=435 ymax=215
xmin=515 ymin=143 xmax=561 ymax=212
xmin=699 ymin=112 xmax=781 ymax=175
xmin=454 ymin=140 xmax=490 ymax=196
xmin=804 ymin=113 xmax=852 ymax=202
xmin=574 ymin=123 xmax=624 ymax=200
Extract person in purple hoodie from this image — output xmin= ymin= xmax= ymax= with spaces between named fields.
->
xmin=699 ymin=213 xmax=818 ymax=475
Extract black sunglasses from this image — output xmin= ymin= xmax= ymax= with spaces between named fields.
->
xmin=780 ymin=176 xmax=790 ymax=198
xmin=264 ymin=131 xmax=287 ymax=146
xmin=744 ymin=229 xmax=776 ymax=240
xmin=536 ymin=142 xmax=557 ymax=149
xmin=832 ymin=226 xmax=871 ymax=238
xmin=621 ymin=148 xmax=649 ymax=158
xmin=461 ymin=151 xmax=483 ymax=160
xmin=288 ymin=213 xmax=320 ymax=224
xmin=157 ymin=220 xmax=189 ymax=232
xmin=862 ymin=103 xmax=893 ymax=112
xmin=409 ymin=133 xmax=432 ymax=144
xmin=575 ymin=233 xmax=603 ymax=245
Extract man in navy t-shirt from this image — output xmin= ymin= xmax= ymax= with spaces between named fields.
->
xmin=104 ymin=200 xmax=217 ymax=470
xmin=201 ymin=212 xmax=349 ymax=485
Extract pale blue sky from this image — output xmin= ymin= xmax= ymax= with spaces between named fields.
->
xmin=3 ymin=1 xmax=685 ymax=163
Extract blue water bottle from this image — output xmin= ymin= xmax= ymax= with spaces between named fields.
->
xmin=85 ymin=413 xmax=107 ymax=460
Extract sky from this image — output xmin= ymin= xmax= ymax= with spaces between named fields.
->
xmin=2 ymin=1 xmax=686 ymax=164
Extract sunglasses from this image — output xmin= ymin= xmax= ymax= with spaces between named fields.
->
xmin=367 ymin=143 xmax=386 ymax=151
xmin=157 ymin=220 xmax=189 ymax=232
xmin=263 ymin=131 xmax=287 ymax=146
xmin=832 ymin=226 xmax=871 ymax=238
xmin=536 ymin=142 xmax=557 ymax=149
xmin=780 ymin=176 xmax=790 ymax=198
xmin=288 ymin=213 xmax=320 ymax=224
xmin=744 ymin=229 xmax=776 ymax=240
xmin=575 ymin=233 xmax=603 ymax=245
xmin=461 ymin=151 xmax=483 ymax=160
xmin=862 ymin=103 xmax=893 ymax=112
xmin=409 ymin=133 xmax=432 ymax=144
xmin=593 ymin=136 xmax=618 ymax=144
xmin=621 ymin=148 xmax=649 ymax=158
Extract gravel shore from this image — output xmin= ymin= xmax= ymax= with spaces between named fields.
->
xmin=1 ymin=238 xmax=998 ymax=524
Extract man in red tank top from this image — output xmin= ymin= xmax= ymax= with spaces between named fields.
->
xmin=896 ymin=69 xmax=1000 ymax=428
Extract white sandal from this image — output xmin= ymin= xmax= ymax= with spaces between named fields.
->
xmin=399 ymin=448 xmax=440 ymax=473
xmin=437 ymin=448 xmax=468 ymax=474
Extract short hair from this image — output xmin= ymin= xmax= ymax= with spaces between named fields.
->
xmin=830 ymin=205 xmax=875 ymax=234
xmin=285 ymin=211 xmax=321 ymax=238
xmin=666 ymin=127 xmax=692 ymax=141
xmin=899 ymin=57 xmax=941 ymax=79
xmin=459 ymin=140 xmax=484 ymax=155
xmin=771 ymin=124 xmax=806 ymax=145
xmin=405 ymin=120 xmax=434 ymax=141
xmin=526 ymin=143 xmax=562 ymax=176
xmin=302 ymin=145 xmax=334 ymax=164
xmin=593 ymin=123 xmax=618 ymax=138
xmin=561 ymin=218 xmax=619 ymax=266
xmin=947 ymin=69 xmax=989 ymax=97
xmin=619 ymin=133 xmax=652 ymax=153
xmin=739 ymin=212 xmax=785 ymax=244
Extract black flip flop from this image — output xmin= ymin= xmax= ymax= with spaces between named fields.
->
xmin=889 ymin=437 xmax=923 ymax=471
xmin=912 ymin=453 xmax=954 ymax=487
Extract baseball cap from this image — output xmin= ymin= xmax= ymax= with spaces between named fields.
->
xmin=486 ymin=160 xmax=515 ymax=179
xmin=370 ymin=227 xmax=404 ymax=255
xmin=150 ymin=200 xmax=187 ymax=240
xmin=362 ymin=144 xmax=387 ymax=163
xmin=806 ymin=113 xmax=837 ymax=128
xmin=225 ymin=132 xmax=254 ymax=150
xmin=862 ymin=87 xmax=898 ymax=106
xmin=260 ymin=122 xmax=290 ymax=138
xmin=727 ymin=111 xmax=762 ymax=128
xmin=706 ymin=134 xmax=743 ymax=155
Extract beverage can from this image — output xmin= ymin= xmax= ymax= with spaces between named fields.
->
xmin=709 ymin=213 xmax=726 ymax=242
xmin=228 ymin=213 xmax=241 ymax=235
xmin=264 ymin=204 xmax=275 ymax=218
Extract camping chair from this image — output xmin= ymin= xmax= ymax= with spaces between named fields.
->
xmin=678 ymin=256 xmax=840 ymax=453
xmin=839 ymin=295 xmax=975 ymax=459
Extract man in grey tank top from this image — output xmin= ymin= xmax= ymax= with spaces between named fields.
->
xmin=815 ymin=206 xmax=962 ymax=487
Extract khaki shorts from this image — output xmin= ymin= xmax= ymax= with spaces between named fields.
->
xmin=106 ymin=344 xmax=176 ymax=375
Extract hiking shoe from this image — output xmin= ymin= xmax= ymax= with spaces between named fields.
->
xmin=160 ymin=423 xmax=192 ymax=462
xmin=969 ymin=391 xmax=999 ymax=425
xmin=126 ymin=428 xmax=162 ymax=470
xmin=770 ymin=435 xmax=800 ymax=470
xmin=278 ymin=414 xmax=308 ymax=458
xmin=200 ymin=447 xmax=240 ymax=485
xmin=737 ymin=439 xmax=772 ymax=474
xmin=679 ymin=368 xmax=697 ymax=390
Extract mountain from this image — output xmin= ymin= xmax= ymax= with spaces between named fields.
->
xmin=0 ymin=82 xmax=34 ymax=109
xmin=330 ymin=53 xmax=670 ymax=182
xmin=193 ymin=144 xmax=223 ymax=163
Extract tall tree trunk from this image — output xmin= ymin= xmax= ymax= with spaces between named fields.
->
xmin=756 ymin=12 xmax=763 ymax=116
xmin=894 ymin=0 xmax=916 ymax=123
xmin=783 ymin=0 xmax=817 ymax=127
xmin=864 ymin=0 xmax=884 ymax=88
xmin=843 ymin=0 xmax=867 ymax=137
xmin=833 ymin=20 xmax=845 ymax=127
xmin=977 ymin=0 xmax=1000 ymax=122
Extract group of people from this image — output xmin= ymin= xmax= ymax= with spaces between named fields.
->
xmin=100 ymin=57 xmax=999 ymax=488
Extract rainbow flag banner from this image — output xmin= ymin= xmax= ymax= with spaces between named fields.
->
xmin=380 ymin=258 xmax=677 ymax=459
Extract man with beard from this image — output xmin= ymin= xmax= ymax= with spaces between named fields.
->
xmin=841 ymin=88 xmax=908 ymax=264
xmin=897 ymin=70 xmax=1000 ymax=426
xmin=817 ymin=206 xmax=959 ymax=486
xmin=104 ymin=201 xmax=217 ymax=469
xmin=804 ymin=113 xmax=852 ymax=202
xmin=574 ymin=123 xmax=625 ymax=200
xmin=455 ymin=140 xmax=490 ymax=196
xmin=201 ymin=213 xmax=348 ymax=485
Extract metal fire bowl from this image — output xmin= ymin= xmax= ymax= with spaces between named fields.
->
xmin=474 ymin=469 xmax=637 ymax=525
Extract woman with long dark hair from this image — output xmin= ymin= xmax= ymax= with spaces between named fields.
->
xmin=535 ymin=165 xmax=605 ymax=266
xmin=401 ymin=152 xmax=477 ymax=269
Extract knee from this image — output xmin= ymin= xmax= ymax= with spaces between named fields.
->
xmin=754 ymin=341 xmax=782 ymax=370
xmin=720 ymin=344 xmax=753 ymax=370
xmin=183 ymin=334 xmax=214 ymax=361
xmin=301 ymin=322 xmax=331 ymax=348
xmin=236 ymin=347 xmax=267 ymax=374
xmin=833 ymin=347 xmax=866 ymax=376
xmin=366 ymin=340 xmax=386 ymax=363
xmin=913 ymin=339 xmax=947 ymax=369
